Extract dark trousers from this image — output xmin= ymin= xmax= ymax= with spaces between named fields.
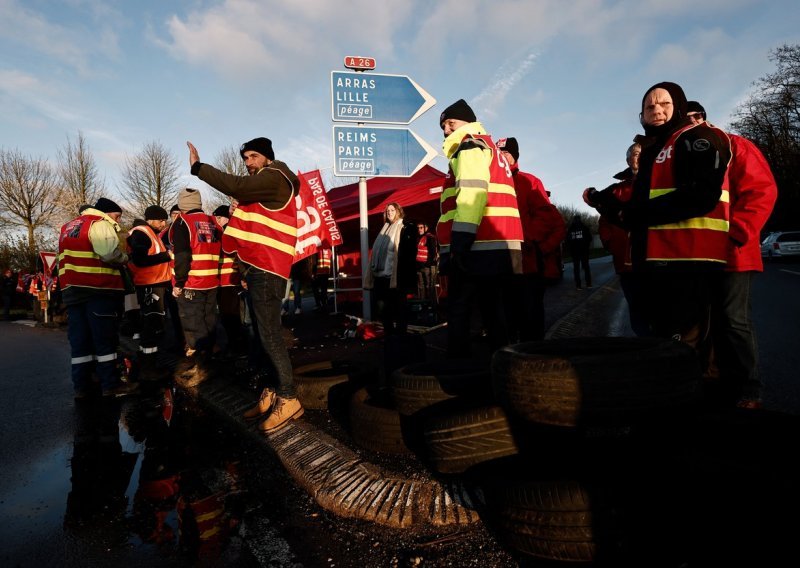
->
xmin=218 ymin=286 xmax=246 ymax=354
xmin=135 ymin=285 xmax=166 ymax=353
xmin=164 ymin=286 xmax=184 ymax=350
xmin=572 ymin=254 xmax=591 ymax=287
xmin=246 ymin=268 xmax=295 ymax=397
xmin=711 ymin=271 xmax=760 ymax=401
xmin=176 ymin=288 xmax=217 ymax=353
xmin=446 ymin=269 xmax=509 ymax=358
xmin=312 ymin=275 xmax=330 ymax=308
xmin=507 ymin=272 xmax=546 ymax=342
xmin=373 ymin=276 xmax=408 ymax=335
xmin=67 ymin=294 xmax=122 ymax=392
xmin=619 ymin=272 xmax=650 ymax=337
xmin=416 ymin=266 xmax=438 ymax=304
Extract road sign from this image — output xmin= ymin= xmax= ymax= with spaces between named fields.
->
xmin=331 ymin=71 xmax=436 ymax=124
xmin=332 ymin=125 xmax=438 ymax=178
xmin=343 ymin=56 xmax=376 ymax=71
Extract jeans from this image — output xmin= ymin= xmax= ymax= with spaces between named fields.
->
xmin=507 ymin=272 xmax=546 ymax=342
xmin=373 ymin=276 xmax=408 ymax=335
xmin=711 ymin=271 xmax=760 ymax=401
xmin=619 ymin=272 xmax=650 ymax=337
xmin=67 ymin=294 xmax=122 ymax=392
xmin=246 ymin=267 xmax=295 ymax=397
xmin=572 ymin=254 xmax=592 ymax=287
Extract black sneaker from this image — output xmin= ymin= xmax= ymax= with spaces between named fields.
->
xmin=102 ymin=382 xmax=140 ymax=398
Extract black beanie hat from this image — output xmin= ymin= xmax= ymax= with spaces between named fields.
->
xmin=144 ymin=205 xmax=168 ymax=221
xmin=94 ymin=197 xmax=122 ymax=214
xmin=687 ymin=100 xmax=707 ymax=120
xmin=240 ymin=137 xmax=275 ymax=161
xmin=169 ymin=204 xmax=180 ymax=214
xmin=497 ymin=137 xmax=520 ymax=161
xmin=439 ymin=99 xmax=477 ymax=127
xmin=212 ymin=205 xmax=231 ymax=218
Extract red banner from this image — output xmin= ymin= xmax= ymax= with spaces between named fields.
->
xmin=294 ymin=170 xmax=343 ymax=261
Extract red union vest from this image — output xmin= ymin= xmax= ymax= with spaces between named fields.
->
xmin=221 ymin=170 xmax=298 ymax=279
xmin=316 ymin=248 xmax=332 ymax=276
xmin=436 ymin=133 xmax=523 ymax=254
xmin=170 ymin=212 xmax=222 ymax=290
xmin=127 ymin=224 xmax=172 ymax=286
xmin=58 ymin=214 xmax=124 ymax=291
xmin=647 ymin=123 xmax=731 ymax=264
xmin=214 ymin=220 xmax=241 ymax=287
xmin=416 ymin=234 xmax=431 ymax=263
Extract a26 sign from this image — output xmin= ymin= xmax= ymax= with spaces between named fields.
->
xmin=344 ymin=56 xmax=376 ymax=71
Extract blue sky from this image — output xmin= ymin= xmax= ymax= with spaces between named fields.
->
xmin=1 ymin=0 xmax=798 ymax=213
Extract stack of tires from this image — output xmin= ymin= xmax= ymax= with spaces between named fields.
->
xmin=390 ymin=337 xmax=704 ymax=564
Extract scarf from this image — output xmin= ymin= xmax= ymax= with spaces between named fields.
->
xmin=370 ymin=220 xmax=403 ymax=278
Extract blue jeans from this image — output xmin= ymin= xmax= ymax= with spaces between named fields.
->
xmin=246 ymin=267 xmax=295 ymax=397
xmin=67 ymin=294 xmax=122 ymax=392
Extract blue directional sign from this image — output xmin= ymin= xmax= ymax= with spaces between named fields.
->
xmin=332 ymin=125 xmax=438 ymax=178
xmin=331 ymin=71 xmax=436 ymax=124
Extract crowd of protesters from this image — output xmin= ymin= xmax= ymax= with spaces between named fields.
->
xmin=51 ymin=79 xmax=777 ymax=434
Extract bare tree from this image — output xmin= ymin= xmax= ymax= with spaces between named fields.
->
xmin=54 ymin=131 xmax=105 ymax=226
xmin=118 ymin=141 xmax=181 ymax=218
xmin=0 ymin=148 xmax=61 ymax=249
xmin=730 ymin=44 xmax=800 ymax=231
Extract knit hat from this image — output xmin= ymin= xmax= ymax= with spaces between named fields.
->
xmin=78 ymin=204 xmax=91 ymax=214
xmin=177 ymin=188 xmax=203 ymax=212
xmin=439 ymin=99 xmax=476 ymax=127
xmin=239 ymin=137 xmax=275 ymax=161
xmin=94 ymin=197 xmax=122 ymax=214
xmin=169 ymin=204 xmax=180 ymax=214
xmin=497 ymin=137 xmax=519 ymax=162
xmin=144 ymin=205 xmax=168 ymax=221
xmin=687 ymin=100 xmax=707 ymax=121
xmin=212 ymin=204 xmax=230 ymax=218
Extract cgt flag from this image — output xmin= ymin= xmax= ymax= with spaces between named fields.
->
xmin=293 ymin=170 xmax=343 ymax=261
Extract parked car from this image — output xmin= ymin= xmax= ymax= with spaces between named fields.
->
xmin=761 ymin=231 xmax=800 ymax=259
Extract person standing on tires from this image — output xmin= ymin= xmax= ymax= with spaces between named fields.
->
xmin=566 ymin=216 xmax=593 ymax=290
xmin=584 ymin=82 xmax=732 ymax=370
xmin=436 ymin=99 xmax=524 ymax=358
xmin=497 ymin=137 xmax=566 ymax=341
xmin=187 ymin=137 xmax=304 ymax=433
xmin=686 ymin=101 xmax=777 ymax=408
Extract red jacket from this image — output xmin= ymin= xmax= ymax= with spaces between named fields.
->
xmin=723 ymin=134 xmax=778 ymax=272
xmin=511 ymin=166 xmax=566 ymax=275
xmin=597 ymin=168 xmax=635 ymax=274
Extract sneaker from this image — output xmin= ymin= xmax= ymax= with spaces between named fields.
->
xmin=258 ymin=396 xmax=304 ymax=433
xmin=244 ymin=387 xmax=276 ymax=420
xmin=576 ymin=285 xmax=582 ymax=290
xmin=102 ymin=382 xmax=140 ymax=398
xmin=132 ymin=333 xmax=141 ymax=340
xmin=586 ymin=285 xmax=593 ymax=289
xmin=294 ymin=308 xmax=302 ymax=315
xmin=280 ymin=309 xmax=288 ymax=316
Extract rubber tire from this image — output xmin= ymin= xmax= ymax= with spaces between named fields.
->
xmin=484 ymin=478 xmax=604 ymax=563
xmin=491 ymin=337 xmax=702 ymax=428
xmin=295 ymin=360 xmax=374 ymax=410
xmin=390 ymin=360 xmax=491 ymax=416
xmin=348 ymin=388 xmax=410 ymax=455
xmin=423 ymin=403 xmax=518 ymax=474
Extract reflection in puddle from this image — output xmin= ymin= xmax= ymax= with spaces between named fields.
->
xmin=64 ymin=388 xmax=248 ymax=565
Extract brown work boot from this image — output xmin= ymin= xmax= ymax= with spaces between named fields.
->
xmin=243 ymin=387 xmax=276 ymax=420
xmin=258 ymin=396 xmax=304 ymax=433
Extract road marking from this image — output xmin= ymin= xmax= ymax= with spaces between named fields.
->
xmin=12 ymin=320 xmax=37 ymax=327
xmin=779 ymin=269 xmax=800 ymax=276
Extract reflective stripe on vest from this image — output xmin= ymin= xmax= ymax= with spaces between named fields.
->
xmin=219 ymin=255 xmax=240 ymax=287
xmin=646 ymin=124 xmax=731 ymax=264
xmin=316 ymin=249 xmax=332 ymax=275
xmin=171 ymin=212 xmax=221 ymax=290
xmin=416 ymin=235 xmax=429 ymax=263
xmin=58 ymin=214 xmax=124 ymax=291
xmin=127 ymin=224 xmax=172 ymax=285
xmin=221 ymin=169 xmax=298 ymax=279
xmin=436 ymin=133 xmax=523 ymax=255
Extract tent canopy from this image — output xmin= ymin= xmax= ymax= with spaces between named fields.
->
xmin=327 ymin=165 xmax=445 ymax=225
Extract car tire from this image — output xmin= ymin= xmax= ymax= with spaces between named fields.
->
xmin=390 ymin=360 xmax=491 ymax=416
xmin=349 ymin=387 xmax=410 ymax=455
xmin=491 ymin=337 xmax=702 ymax=428
xmin=295 ymin=360 xmax=375 ymax=411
